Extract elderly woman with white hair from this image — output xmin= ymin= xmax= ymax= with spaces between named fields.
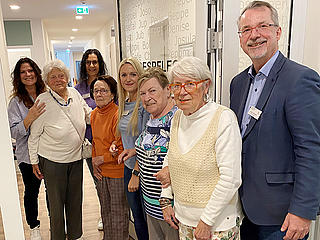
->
xmin=160 ymin=57 xmax=243 ymax=240
xmin=28 ymin=59 xmax=91 ymax=240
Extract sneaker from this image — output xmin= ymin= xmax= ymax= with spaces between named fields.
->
xmin=97 ymin=218 xmax=103 ymax=231
xmin=30 ymin=225 xmax=42 ymax=240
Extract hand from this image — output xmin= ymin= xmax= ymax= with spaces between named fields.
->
xmin=109 ymin=143 xmax=119 ymax=157
xmin=128 ymin=175 xmax=139 ymax=192
xmin=92 ymin=156 xmax=104 ymax=180
xmin=28 ymin=100 xmax=46 ymax=122
xmin=154 ymin=166 xmax=171 ymax=188
xmin=194 ymin=220 xmax=212 ymax=240
xmin=32 ymin=164 xmax=43 ymax=180
xmin=118 ymin=148 xmax=136 ymax=164
xmin=24 ymin=99 xmax=46 ymax=129
xmin=281 ymin=213 xmax=311 ymax=240
xmin=162 ymin=205 xmax=179 ymax=230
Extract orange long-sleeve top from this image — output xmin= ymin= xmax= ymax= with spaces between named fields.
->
xmin=91 ymin=101 xmax=124 ymax=178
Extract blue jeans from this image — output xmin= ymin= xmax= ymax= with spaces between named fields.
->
xmin=124 ymin=166 xmax=149 ymax=240
xmin=241 ymin=217 xmax=309 ymax=240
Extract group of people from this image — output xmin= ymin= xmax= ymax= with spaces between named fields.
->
xmin=7 ymin=1 xmax=320 ymax=240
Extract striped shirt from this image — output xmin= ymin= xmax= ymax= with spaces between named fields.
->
xmin=135 ymin=105 xmax=177 ymax=220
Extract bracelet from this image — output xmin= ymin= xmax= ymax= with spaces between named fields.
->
xmin=159 ymin=197 xmax=172 ymax=209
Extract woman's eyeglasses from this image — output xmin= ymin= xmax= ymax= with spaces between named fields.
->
xmin=93 ymin=89 xmax=110 ymax=95
xmin=86 ymin=60 xmax=98 ymax=66
xmin=169 ymin=79 xmax=208 ymax=94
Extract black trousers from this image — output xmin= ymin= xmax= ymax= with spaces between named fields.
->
xmin=85 ymin=157 xmax=98 ymax=185
xmin=39 ymin=156 xmax=83 ymax=240
xmin=18 ymin=162 xmax=41 ymax=229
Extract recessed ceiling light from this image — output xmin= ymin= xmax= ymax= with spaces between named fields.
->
xmin=68 ymin=45 xmax=72 ymax=48
xmin=70 ymin=36 xmax=75 ymax=40
xmin=9 ymin=5 xmax=20 ymax=10
xmin=75 ymin=16 xmax=83 ymax=20
xmin=72 ymin=28 xmax=79 ymax=32
xmin=68 ymin=41 xmax=72 ymax=44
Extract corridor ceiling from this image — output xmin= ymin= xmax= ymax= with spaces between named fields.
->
xmin=1 ymin=0 xmax=115 ymax=50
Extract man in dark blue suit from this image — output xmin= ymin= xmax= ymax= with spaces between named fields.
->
xmin=230 ymin=1 xmax=320 ymax=240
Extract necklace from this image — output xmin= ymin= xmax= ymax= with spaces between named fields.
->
xmin=49 ymin=90 xmax=71 ymax=106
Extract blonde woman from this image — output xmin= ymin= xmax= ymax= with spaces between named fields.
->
xmin=116 ymin=57 xmax=149 ymax=240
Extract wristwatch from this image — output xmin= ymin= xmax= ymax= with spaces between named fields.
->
xmin=132 ymin=169 xmax=140 ymax=177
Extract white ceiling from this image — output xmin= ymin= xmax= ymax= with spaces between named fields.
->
xmin=1 ymin=0 xmax=116 ymax=51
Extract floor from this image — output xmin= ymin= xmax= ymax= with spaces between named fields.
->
xmin=0 ymin=162 xmax=136 ymax=240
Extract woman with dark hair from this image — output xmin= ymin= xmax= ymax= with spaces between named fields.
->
xmin=90 ymin=75 xmax=129 ymax=239
xmin=7 ymin=57 xmax=46 ymax=240
xmin=75 ymin=48 xmax=107 ymax=230
xmin=79 ymin=49 xmax=108 ymax=84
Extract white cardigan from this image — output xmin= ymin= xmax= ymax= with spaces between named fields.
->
xmin=161 ymin=101 xmax=243 ymax=231
xmin=28 ymin=87 xmax=91 ymax=164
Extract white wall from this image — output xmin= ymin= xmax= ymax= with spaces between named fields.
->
xmin=7 ymin=48 xmax=32 ymax=72
xmin=5 ymin=18 xmax=48 ymax=102
xmin=0 ymin=16 xmax=11 ymax=101
xmin=0 ymin=1 xmax=25 ymax=239
xmin=194 ymin=0 xmax=207 ymax=62
xmin=221 ymin=0 xmax=240 ymax=106
xmin=43 ymin=24 xmax=53 ymax=62
xmin=119 ymin=0 xmax=196 ymax=70
xmin=105 ymin=19 xmax=117 ymax=78
xmin=302 ymin=0 xmax=320 ymax=73
xmin=89 ymin=18 xmax=117 ymax=78
xmin=90 ymin=24 xmax=108 ymax=60
xmin=285 ymin=0 xmax=320 ymax=73
xmin=29 ymin=19 xmax=47 ymax=69
xmin=72 ymin=51 xmax=83 ymax=83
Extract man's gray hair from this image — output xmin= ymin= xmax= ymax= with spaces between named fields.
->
xmin=237 ymin=1 xmax=279 ymax=29
xmin=42 ymin=59 xmax=70 ymax=84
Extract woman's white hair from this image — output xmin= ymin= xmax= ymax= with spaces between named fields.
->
xmin=42 ymin=59 xmax=70 ymax=84
xmin=168 ymin=57 xmax=212 ymax=83
xmin=168 ymin=57 xmax=213 ymax=99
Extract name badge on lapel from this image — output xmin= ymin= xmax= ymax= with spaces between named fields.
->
xmin=82 ymin=93 xmax=90 ymax=99
xmin=248 ymin=106 xmax=262 ymax=120
xmin=123 ymin=110 xmax=130 ymax=116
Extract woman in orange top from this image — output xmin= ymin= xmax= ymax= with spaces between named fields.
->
xmin=90 ymin=75 xmax=129 ymax=240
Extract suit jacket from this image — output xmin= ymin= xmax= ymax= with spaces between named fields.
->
xmin=230 ymin=52 xmax=320 ymax=225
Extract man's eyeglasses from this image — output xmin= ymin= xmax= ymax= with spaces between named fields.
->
xmin=169 ymin=79 xmax=208 ymax=94
xmin=93 ymin=89 xmax=110 ymax=95
xmin=238 ymin=23 xmax=278 ymax=38
xmin=86 ymin=60 xmax=98 ymax=66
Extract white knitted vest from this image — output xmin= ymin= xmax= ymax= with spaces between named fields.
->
xmin=168 ymin=106 xmax=225 ymax=207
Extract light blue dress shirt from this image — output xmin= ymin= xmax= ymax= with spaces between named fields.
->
xmin=241 ymin=51 xmax=279 ymax=136
xmin=7 ymin=96 xmax=33 ymax=165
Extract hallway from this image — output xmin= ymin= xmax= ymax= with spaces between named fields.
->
xmin=0 ymin=162 xmax=103 ymax=239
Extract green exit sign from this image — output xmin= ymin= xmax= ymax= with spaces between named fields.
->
xmin=76 ymin=6 xmax=89 ymax=15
